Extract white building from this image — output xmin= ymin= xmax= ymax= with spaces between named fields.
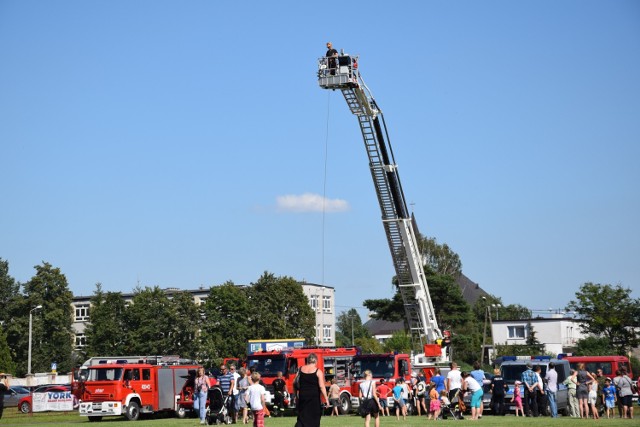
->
xmin=300 ymin=283 xmax=336 ymax=346
xmin=491 ymin=315 xmax=586 ymax=356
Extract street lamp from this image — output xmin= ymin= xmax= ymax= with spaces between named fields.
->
xmin=28 ymin=305 xmax=42 ymax=375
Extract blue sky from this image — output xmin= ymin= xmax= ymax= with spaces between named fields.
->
xmin=1 ymin=1 xmax=638 ymax=319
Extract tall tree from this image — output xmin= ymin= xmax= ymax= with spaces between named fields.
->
xmin=0 ymin=258 xmax=20 ymax=326
xmin=566 ymin=283 xmax=640 ymax=354
xmin=84 ymin=284 xmax=128 ymax=357
xmin=418 ymin=235 xmax=462 ymax=277
xmin=335 ymin=309 xmax=369 ymax=347
xmin=22 ymin=262 xmax=74 ymax=374
xmin=0 ymin=258 xmax=19 ymax=373
xmin=0 ymin=326 xmax=16 ymax=374
xmin=166 ymin=291 xmax=201 ymax=359
xmin=200 ymin=281 xmax=250 ymax=362
xmin=249 ymin=272 xmax=316 ymax=342
xmin=123 ymin=286 xmax=175 ymax=355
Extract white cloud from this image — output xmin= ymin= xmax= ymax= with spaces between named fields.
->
xmin=276 ymin=193 xmax=349 ymax=213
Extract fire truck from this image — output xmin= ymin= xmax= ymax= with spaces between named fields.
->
xmin=317 ymin=53 xmax=449 ymax=371
xmin=78 ymin=359 xmax=201 ymax=421
xmin=245 ymin=346 xmax=358 ymax=413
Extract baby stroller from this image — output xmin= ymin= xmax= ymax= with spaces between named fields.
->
xmin=440 ymin=391 xmax=464 ymax=420
xmin=207 ymin=386 xmax=232 ymax=425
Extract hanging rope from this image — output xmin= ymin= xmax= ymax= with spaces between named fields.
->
xmin=321 ymin=90 xmax=331 ymax=287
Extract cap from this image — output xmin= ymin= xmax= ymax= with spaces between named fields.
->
xmin=526 ymin=362 xmax=532 ymax=368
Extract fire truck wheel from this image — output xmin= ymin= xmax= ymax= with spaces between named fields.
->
xmin=88 ymin=416 xmax=103 ymax=422
xmin=125 ymin=401 xmax=140 ymax=421
xmin=176 ymin=405 xmax=187 ymax=419
xmin=339 ymin=393 xmax=352 ymax=414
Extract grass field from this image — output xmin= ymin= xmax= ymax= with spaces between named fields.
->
xmin=0 ymin=407 xmax=636 ymax=427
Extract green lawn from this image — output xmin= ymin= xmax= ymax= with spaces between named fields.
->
xmin=0 ymin=408 xmax=635 ymax=427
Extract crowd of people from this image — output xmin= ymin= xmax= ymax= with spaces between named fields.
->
xmin=199 ymin=358 xmax=636 ymax=427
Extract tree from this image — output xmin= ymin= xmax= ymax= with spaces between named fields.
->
xmin=22 ymin=262 xmax=74 ymax=375
xmin=0 ymin=258 xmax=20 ymax=326
xmin=165 ymin=291 xmax=201 ymax=358
xmin=0 ymin=326 xmax=16 ymax=374
xmin=123 ymin=286 xmax=175 ymax=355
xmin=525 ymin=322 xmax=544 ymax=354
xmin=335 ymin=309 xmax=370 ymax=347
xmin=566 ymin=283 xmax=640 ymax=354
xmin=84 ymin=284 xmax=128 ymax=357
xmin=383 ymin=331 xmax=412 ymax=354
xmin=200 ymin=282 xmax=250 ymax=362
xmin=418 ymin=235 xmax=462 ymax=277
xmin=572 ymin=336 xmax=612 ymax=356
xmin=248 ymin=272 xmax=316 ymax=342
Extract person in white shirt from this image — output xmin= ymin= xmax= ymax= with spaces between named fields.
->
xmin=462 ymin=371 xmax=483 ymax=420
xmin=247 ymin=372 xmax=266 ymax=427
xmin=446 ymin=362 xmax=463 ymax=401
xmin=545 ymin=362 xmax=559 ymax=418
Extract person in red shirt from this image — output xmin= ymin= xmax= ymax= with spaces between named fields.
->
xmin=376 ymin=378 xmax=391 ymax=417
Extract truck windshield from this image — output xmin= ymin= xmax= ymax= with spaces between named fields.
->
xmin=88 ymin=368 xmax=123 ymax=381
xmin=245 ymin=356 xmax=286 ymax=377
xmin=353 ymin=356 xmax=394 ymax=379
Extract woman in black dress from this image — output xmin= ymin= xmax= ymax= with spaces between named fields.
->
xmin=295 ymin=353 xmax=329 ymax=427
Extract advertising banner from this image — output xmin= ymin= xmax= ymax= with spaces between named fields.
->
xmin=33 ymin=390 xmax=74 ymax=412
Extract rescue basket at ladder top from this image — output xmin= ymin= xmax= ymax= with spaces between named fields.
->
xmin=318 ymin=55 xmax=360 ymax=89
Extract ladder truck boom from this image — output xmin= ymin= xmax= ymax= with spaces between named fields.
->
xmin=317 ymin=54 xmax=445 ymax=359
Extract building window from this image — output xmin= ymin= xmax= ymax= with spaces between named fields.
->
xmin=508 ymin=325 xmax=526 ymax=339
xmin=75 ymin=334 xmax=86 ymax=348
xmin=323 ymin=325 xmax=332 ymax=341
xmin=75 ymin=304 xmax=90 ymax=322
xmin=322 ymin=295 xmax=331 ymax=312
xmin=310 ymin=295 xmax=319 ymax=310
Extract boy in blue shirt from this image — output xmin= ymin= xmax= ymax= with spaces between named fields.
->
xmin=602 ymin=378 xmax=617 ymax=419
xmin=392 ymin=378 xmax=407 ymax=421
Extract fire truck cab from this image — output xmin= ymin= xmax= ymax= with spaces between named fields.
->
xmin=78 ymin=361 xmax=201 ymax=421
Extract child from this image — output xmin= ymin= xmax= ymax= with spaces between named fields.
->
xmin=512 ymin=380 xmax=523 ymax=417
xmin=247 ymin=372 xmax=266 ymax=427
xmin=392 ymin=378 xmax=407 ymax=421
xmin=588 ymin=377 xmax=599 ymax=419
xmin=602 ymin=378 xmax=617 ymax=419
xmin=428 ymin=381 xmax=440 ymax=420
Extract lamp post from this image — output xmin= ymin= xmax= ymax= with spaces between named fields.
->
xmin=28 ymin=305 xmax=43 ymax=375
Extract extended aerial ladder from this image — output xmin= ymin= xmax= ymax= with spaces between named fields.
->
xmin=317 ymin=53 xmax=447 ymax=363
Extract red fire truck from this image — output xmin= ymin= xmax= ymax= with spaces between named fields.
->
xmin=78 ymin=360 xmax=201 ymax=421
xmin=245 ymin=347 xmax=359 ymax=412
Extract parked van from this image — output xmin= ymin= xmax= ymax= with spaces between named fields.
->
xmin=562 ymin=355 xmax=633 ymax=379
xmin=500 ymin=356 xmax=571 ymax=416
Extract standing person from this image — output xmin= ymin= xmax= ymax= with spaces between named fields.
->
xmin=193 ymin=367 xmax=210 ymax=425
xmin=247 ymin=372 xmax=266 ymax=427
xmin=272 ymin=371 xmax=287 ymax=417
xmin=230 ymin=364 xmax=241 ymax=423
xmin=325 ymin=42 xmax=338 ymax=75
xmin=545 ymin=362 xmax=559 ymax=418
xmin=563 ymin=369 xmax=579 ymax=417
xmin=512 ymin=381 xmax=524 ymax=417
xmin=0 ymin=375 xmax=9 ymax=420
xmin=218 ymin=364 xmax=236 ymax=419
xmin=359 ymin=370 xmax=381 ymax=427
xmin=431 ymin=367 xmax=446 ymax=395
xmin=428 ymin=382 xmax=441 ymax=420
xmin=392 ymin=378 xmax=407 ymax=421
xmin=588 ymin=375 xmax=600 ymax=419
xmin=414 ymin=374 xmax=427 ymax=416
xmin=490 ymin=368 xmax=507 ymax=416
xmin=576 ymin=362 xmax=595 ymax=418
xmin=294 ymin=353 xmax=329 ymax=427
xmin=376 ymin=378 xmax=391 ymax=417
xmin=237 ymin=368 xmax=251 ymax=424
xmin=613 ymin=367 xmax=634 ymax=419
xmin=446 ymin=362 xmax=462 ymax=402
xmin=534 ymin=365 xmax=546 ymax=416
xmin=461 ymin=371 xmax=483 ymax=420
xmin=602 ymin=378 xmax=617 ymax=419
xmin=595 ymin=368 xmax=606 ymax=415
xmin=328 ymin=378 xmax=341 ymax=416
xmin=521 ymin=362 xmax=539 ymax=417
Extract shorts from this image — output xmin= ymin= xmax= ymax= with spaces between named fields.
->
xmin=395 ymin=398 xmax=405 ymax=408
xmin=605 ymin=399 xmax=615 ymax=409
xmin=470 ymin=389 xmax=483 ymax=409
xmin=620 ymin=395 xmax=632 ymax=407
xmin=577 ymin=384 xmax=589 ymax=400
xmin=379 ymin=398 xmax=388 ymax=408
xmin=330 ymin=398 xmax=340 ymax=408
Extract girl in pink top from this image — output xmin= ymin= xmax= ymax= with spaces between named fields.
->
xmin=512 ymin=381 xmax=523 ymax=417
